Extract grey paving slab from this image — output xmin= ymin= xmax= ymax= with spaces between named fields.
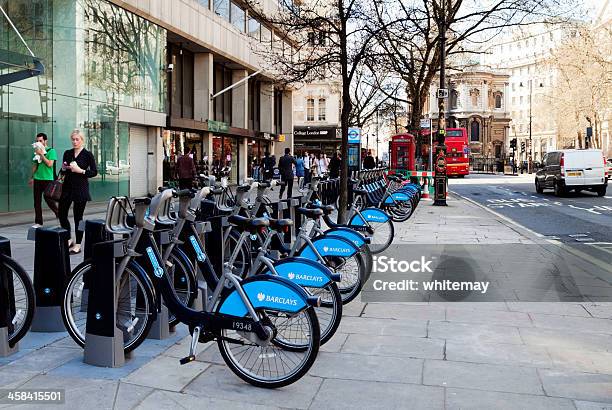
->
xmin=134 ymin=389 xmax=282 ymax=410
xmin=547 ymin=348 xmax=612 ymax=374
xmin=433 ymin=301 xmax=510 ymax=311
xmin=446 ymin=307 xmax=533 ymax=327
xmin=308 ymin=352 xmax=422 ymax=384
xmin=341 ymin=300 xmax=367 ymax=317
xmin=539 ymin=369 xmax=612 ymax=403
xmin=123 ymin=355 xmax=209 ymax=392
xmin=423 ymin=360 xmax=544 ymax=395
xmin=519 ymin=327 xmax=612 ymax=353
xmin=4 ymin=346 xmax=81 ymax=373
xmin=530 ymin=313 xmax=612 ymax=334
xmin=446 ymin=387 xmax=576 ymax=410
xmin=337 ymin=315 xmax=428 ymax=337
xmin=310 ymin=378 xmax=445 ymax=410
xmin=362 ymin=303 xmax=446 ymax=320
xmin=320 ymin=332 xmax=348 ymax=353
xmin=340 ymin=334 xmax=444 ymax=359
xmin=446 ymin=339 xmax=553 ymax=368
xmin=113 ymin=382 xmax=155 ymax=410
xmin=15 ymin=374 xmax=118 ymax=410
xmin=427 ymin=321 xmax=523 ymax=344
xmin=506 ymin=302 xmax=591 ymax=317
xmin=583 ymin=304 xmax=612 ymax=319
xmin=161 ymin=336 xmax=215 ymax=359
xmin=0 ymin=368 xmax=39 ymax=389
xmin=49 ymin=353 xmax=156 ymax=381
xmin=183 ymin=365 xmax=323 ymax=409
xmin=574 ymin=400 xmax=612 ymax=409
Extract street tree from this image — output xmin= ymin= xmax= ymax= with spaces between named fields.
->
xmin=244 ymin=0 xmax=396 ymax=221
xmin=372 ymin=0 xmax=582 ymax=156
xmin=544 ymin=26 xmax=612 ymax=149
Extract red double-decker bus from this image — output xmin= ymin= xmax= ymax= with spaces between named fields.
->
xmin=390 ymin=128 xmax=470 ymax=177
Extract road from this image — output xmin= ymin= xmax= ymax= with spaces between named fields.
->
xmin=449 ymin=174 xmax=612 ymax=268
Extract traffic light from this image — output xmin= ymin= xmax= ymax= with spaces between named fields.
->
xmin=510 ymin=138 xmax=517 ymax=149
xmin=521 ymin=141 xmax=526 ymax=152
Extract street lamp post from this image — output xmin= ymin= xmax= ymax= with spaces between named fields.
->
xmin=433 ymin=0 xmax=448 ymax=206
xmin=520 ymin=80 xmax=543 ymax=173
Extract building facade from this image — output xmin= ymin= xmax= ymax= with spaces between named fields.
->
xmin=426 ymin=68 xmax=511 ymax=160
xmin=0 ymin=0 xmax=292 ymax=213
xmin=292 ymin=75 xmax=342 ymax=156
xmin=480 ymin=23 xmax=577 ymax=163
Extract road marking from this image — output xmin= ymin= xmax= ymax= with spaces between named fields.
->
xmin=569 ymin=234 xmax=589 ymax=238
xmin=452 ymin=190 xmax=612 ymax=274
xmin=575 ymin=237 xmax=594 ymax=242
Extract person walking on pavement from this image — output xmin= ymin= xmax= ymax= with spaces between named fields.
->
xmin=329 ymin=151 xmax=341 ymax=178
xmin=262 ymin=152 xmax=276 ymax=181
xmin=309 ymin=153 xmax=319 ymax=178
xmin=295 ymin=153 xmax=305 ymax=188
xmin=303 ymin=151 xmax=311 ymax=184
xmin=58 ymin=129 xmax=98 ymax=255
xmin=278 ymin=147 xmax=297 ymax=199
xmin=363 ymin=150 xmax=376 ymax=169
xmin=29 ymin=132 xmax=59 ymax=227
xmin=177 ymin=147 xmax=196 ymax=189
xmin=318 ymin=152 xmax=329 ymax=175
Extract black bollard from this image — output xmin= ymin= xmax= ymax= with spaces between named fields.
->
xmin=29 ymin=227 xmax=70 ymax=332
xmin=83 ymin=240 xmax=125 ymax=367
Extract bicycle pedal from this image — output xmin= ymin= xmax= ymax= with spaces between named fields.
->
xmin=179 ymin=355 xmax=196 ymax=365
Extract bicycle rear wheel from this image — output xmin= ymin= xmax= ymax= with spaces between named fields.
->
xmin=0 ymin=255 xmax=35 ymax=347
xmin=217 ymin=307 xmax=320 ymax=388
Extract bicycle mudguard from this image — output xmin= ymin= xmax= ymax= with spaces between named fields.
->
xmin=349 ymin=208 xmax=390 ymax=225
xmin=324 ymin=227 xmax=367 ymax=248
xmin=383 ymin=192 xmax=411 ymax=204
xmin=218 ymin=275 xmax=312 ymax=317
xmin=261 ymin=257 xmax=337 ymax=288
xmin=298 ymin=236 xmax=359 ymax=260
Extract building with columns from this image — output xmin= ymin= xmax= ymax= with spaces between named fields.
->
xmin=426 ymin=67 xmax=511 ymax=160
xmin=0 ymin=0 xmax=293 ymax=213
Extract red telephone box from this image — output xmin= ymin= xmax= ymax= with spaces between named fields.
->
xmin=389 ymin=134 xmax=416 ymax=172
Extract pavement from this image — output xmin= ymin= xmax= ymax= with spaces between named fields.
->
xmin=0 ymin=176 xmax=612 ymax=409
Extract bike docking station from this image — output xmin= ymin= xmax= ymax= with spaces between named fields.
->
xmin=280 ymin=196 xmax=303 ymax=244
xmin=27 ymin=226 xmax=71 ymax=332
xmin=83 ymin=238 xmax=126 ymax=368
xmin=186 ymin=219 xmax=212 ymax=312
xmin=80 ymin=219 xmax=112 ymax=313
xmin=0 ymin=236 xmax=18 ymax=357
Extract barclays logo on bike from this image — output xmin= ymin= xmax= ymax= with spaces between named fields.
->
xmin=256 ymin=292 xmax=298 ymax=306
xmin=366 ymin=214 xmax=386 ymax=221
xmin=287 ymin=272 xmax=323 ymax=282
xmin=323 ymin=245 xmax=351 ymax=254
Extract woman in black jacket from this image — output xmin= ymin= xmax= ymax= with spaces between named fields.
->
xmin=58 ymin=129 xmax=98 ymax=255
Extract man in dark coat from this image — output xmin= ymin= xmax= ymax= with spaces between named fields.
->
xmin=278 ymin=147 xmax=297 ymax=199
xmin=262 ymin=152 xmax=276 ymax=181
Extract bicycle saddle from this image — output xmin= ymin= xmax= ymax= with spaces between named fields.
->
xmin=228 ymin=215 xmax=270 ymax=230
xmin=308 ymin=203 xmax=335 ymax=215
xmin=352 ymin=187 xmax=368 ymax=195
xmin=267 ymin=218 xmax=293 ymax=231
xmin=296 ymin=207 xmax=323 ymax=219
xmin=236 ymin=184 xmax=251 ymax=193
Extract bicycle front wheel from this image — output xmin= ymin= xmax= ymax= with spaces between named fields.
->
xmin=0 ymin=255 xmax=35 ymax=347
xmin=217 ymin=307 xmax=320 ymax=388
xmin=367 ymin=219 xmax=394 ymax=254
xmin=62 ymin=261 xmax=154 ymax=353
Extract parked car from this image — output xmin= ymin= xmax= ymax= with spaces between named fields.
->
xmin=535 ymin=149 xmax=607 ymax=196
xmin=606 ymin=158 xmax=612 ymax=180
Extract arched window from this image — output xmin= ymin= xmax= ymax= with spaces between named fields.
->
xmin=450 ymin=90 xmax=459 ymax=109
xmin=470 ymin=120 xmax=480 ymax=142
xmin=318 ymin=98 xmax=326 ymax=121
xmin=306 ymin=98 xmax=315 ymax=121
xmin=495 ymin=93 xmax=503 ymax=109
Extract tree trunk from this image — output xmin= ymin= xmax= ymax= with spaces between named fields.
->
xmin=338 ymin=3 xmax=350 ymax=223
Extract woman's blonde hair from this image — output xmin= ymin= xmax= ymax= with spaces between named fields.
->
xmin=70 ymin=129 xmax=84 ymax=140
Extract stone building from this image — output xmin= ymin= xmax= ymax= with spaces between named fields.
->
xmin=426 ymin=67 xmax=511 ymax=160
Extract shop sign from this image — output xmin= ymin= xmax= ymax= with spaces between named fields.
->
xmin=278 ymin=134 xmax=286 ymax=142
xmin=208 ymin=120 xmax=229 ymax=133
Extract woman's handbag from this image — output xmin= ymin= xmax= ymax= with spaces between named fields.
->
xmin=44 ymin=172 xmax=65 ymax=201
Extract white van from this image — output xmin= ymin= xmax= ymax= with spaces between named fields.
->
xmin=535 ymin=149 xmax=607 ymax=196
